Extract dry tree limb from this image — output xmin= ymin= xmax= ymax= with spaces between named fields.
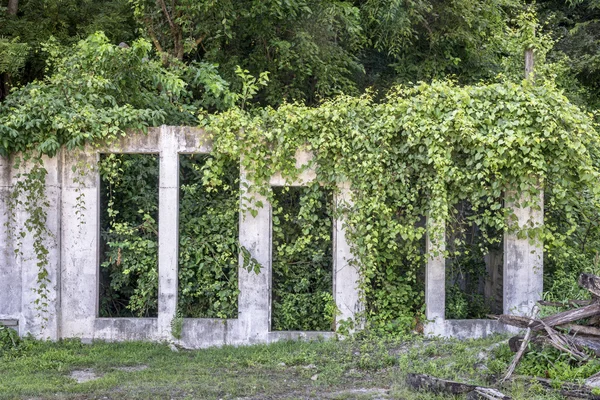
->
xmin=540 ymin=303 xmax=600 ymax=329
xmin=579 ymin=273 xmax=600 ymax=299
xmin=539 ymin=319 xmax=589 ymax=362
xmin=560 ymin=324 xmax=600 ymax=337
xmin=466 ymin=387 xmax=512 ymax=400
xmin=405 ymin=373 xmax=476 ymax=395
xmin=500 ymin=305 xmax=539 ymax=384
xmin=406 ymin=374 xmax=510 ymax=399
xmin=567 ymin=335 xmax=600 ymax=357
xmin=498 ymin=303 xmax=600 ymax=331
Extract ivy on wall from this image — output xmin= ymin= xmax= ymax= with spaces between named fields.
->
xmin=3 ymin=33 xmax=600 ymax=335
xmin=205 ymin=79 xmax=600 ymax=334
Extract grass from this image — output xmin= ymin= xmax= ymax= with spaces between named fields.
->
xmin=0 ymin=331 xmax=583 ymax=399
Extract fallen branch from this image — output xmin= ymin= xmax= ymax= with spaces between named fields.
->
xmin=406 ymin=374 xmax=511 ymax=399
xmin=501 ymin=306 xmax=539 ymax=383
xmin=579 ymin=273 xmax=600 ymax=299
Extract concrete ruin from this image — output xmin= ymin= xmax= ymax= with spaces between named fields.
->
xmin=0 ymin=126 xmax=543 ymax=346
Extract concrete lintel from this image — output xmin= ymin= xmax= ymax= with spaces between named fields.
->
xmin=269 ymin=148 xmax=316 ymax=186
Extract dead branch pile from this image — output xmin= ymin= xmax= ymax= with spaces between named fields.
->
xmin=493 ymin=273 xmax=600 ymax=384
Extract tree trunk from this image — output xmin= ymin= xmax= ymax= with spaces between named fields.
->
xmin=7 ymin=0 xmax=18 ymax=15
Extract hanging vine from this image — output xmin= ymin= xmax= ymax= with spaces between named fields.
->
xmin=2 ymin=29 xmax=600 ymax=336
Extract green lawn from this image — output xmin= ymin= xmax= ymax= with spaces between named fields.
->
xmin=0 ymin=333 xmax=574 ymax=399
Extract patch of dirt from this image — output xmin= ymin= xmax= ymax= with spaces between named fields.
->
xmin=70 ymin=369 xmax=101 ymax=383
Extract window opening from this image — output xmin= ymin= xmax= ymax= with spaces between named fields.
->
xmin=98 ymin=153 xmax=159 ymax=318
xmin=271 ymin=184 xmax=334 ymax=331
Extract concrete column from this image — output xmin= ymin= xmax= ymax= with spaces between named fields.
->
xmin=425 ymin=215 xmax=446 ymax=336
xmin=333 ymin=183 xmax=362 ymax=331
xmin=158 ymin=126 xmax=179 ymax=339
xmin=18 ymin=154 xmax=62 ymax=339
xmin=503 ymin=190 xmax=543 ymax=316
xmin=0 ymin=155 xmax=21 ymax=330
xmin=59 ymin=148 xmax=98 ymax=340
xmin=233 ymin=167 xmax=271 ymax=344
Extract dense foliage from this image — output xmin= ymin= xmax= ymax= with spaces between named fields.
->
xmin=271 ymin=185 xmax=335 ymax=331
xmin=3 ymin=0 xmax=600 ymax=335
xmin=205 ymin=79 xmax=600 ymax=332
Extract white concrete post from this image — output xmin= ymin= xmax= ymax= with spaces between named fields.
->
xmin=17 ymin=155 xmax=62 ymax=339
xmin=502 ymin=48 xmax=544 ymax=316
xmin=234 ymin=167 xmax=272 ymax=344
xmin=158 ymin=126 xmax=179 ymax=339
xmin=0 ymin=155 xmax=21 ymax=331
xmin=503 ymin=190 xmax=544 ymax=316
xmin=59 ymin=149 xmax=99 ymax=339
xmin=425 ymin=215 xmax=446 ymax=336
xmin=333 ymin=182 xmax=362 ymax=330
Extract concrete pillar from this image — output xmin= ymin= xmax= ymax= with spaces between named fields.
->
xmin=503 ymin=190 xmax=543 ymax=316
xmin=425 ymin=216 xmax=446 ymax=336
xmin=158 ymin=126 xmax=179 ymax=339
xmin=233 ymin=167 xmax=271 ymax=344
xmin=59 ymin=149 xmax=98 ymax=340
xmin=0 ymin=155 xmax=21 ymax=331
xmin=333 ymin=183 xmax=362 ymax=331
xmin=18 ymin=155 xmax=62 ymax=339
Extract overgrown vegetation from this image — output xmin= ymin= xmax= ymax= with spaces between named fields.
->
xmin=271 ymin=185 xmax=335 ymax=331
xmin=177 ymin=154 xmax=241 ymax=319
xmin=2 ymin=0 xmax=600 ymax=356
xmin=0 ymin=334 xmax=583 ymax=399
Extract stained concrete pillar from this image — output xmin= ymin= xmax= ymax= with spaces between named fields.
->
xmin=0 ymin=155 xmax=21 ymax=331
xmin=333 ymin=182 xmax=362 ymax=330
xmin=424 ymin=216 xmax=446 ymax=336
xmin=233 ymin=167 xmax=272 ymax=345
xmin=503 ymin=190 xmax=544 ymax=316
xmin=158 ymin=127 xmax=179 ymax=339
xmin=59 ymin=148 xmax=98 ymax=340
xmin=17 ymin=155 xmax=62 ymax=339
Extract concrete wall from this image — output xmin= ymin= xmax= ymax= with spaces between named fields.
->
xmin=424 ymin=192 xmax=543 ymax=339
xmin=0 ymin=126 xmax=543 ymax=344
xmin=0 ymin=127 xmax=360 ymax=347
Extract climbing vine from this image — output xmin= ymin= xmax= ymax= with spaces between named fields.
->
xmin=204 ymin=79 xmax=600 ymax=334
xmin=3 ymin=29 xmax=600 ymax=336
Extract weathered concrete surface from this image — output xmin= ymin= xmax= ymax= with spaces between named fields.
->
xmin=231 ymin=167 xmax=272 ymax=345
xmin=334 ymin=182 xmax=362 ymax=330
xmin=158 ymin=128 xmax=179 ymax=340
xmin=60 ymin=150 xmax=98 ymax=339
xmin=503 ymin=190 xmax=544 ymax=316
xmin=438 ymin=319 xmax=517 ymax=339
xmin=424 ymin=216 xmax=446 ymax=337
xmin=0 ymin=156 xmax=20 ymax=334
xmin=0 ymin=126 xmax=541 ymax=346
